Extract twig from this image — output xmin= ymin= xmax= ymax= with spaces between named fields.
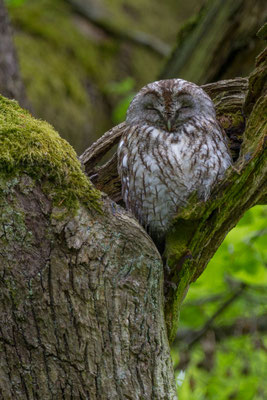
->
xmin=183 ymin=293 xmax=224 ymax=306
xmin=175 ymin=284 xmax=247 ymax=349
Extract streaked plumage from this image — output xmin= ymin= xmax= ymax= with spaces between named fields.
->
xmin=117 ymin=79 xmax=232 ymax=241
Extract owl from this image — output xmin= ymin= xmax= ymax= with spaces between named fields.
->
xmin=117 ymin=79 xmax=232 ymax=244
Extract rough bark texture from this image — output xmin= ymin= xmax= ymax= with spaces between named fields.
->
xmin=0 ymin=0 xmax=28 ymax=108
xmin=0 ymin=99 xmax=176 ymax=397
xmin=159 ymin=0 xmax=266 ymax=84
xmin=0 ymin=183 xmax=176 ymax=398
xmin=0 ymin=24 xmax=266 ymax=399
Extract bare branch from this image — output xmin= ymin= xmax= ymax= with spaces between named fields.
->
xmin=176 ymin=313 xmax=267 ymax=346
xmin=175 ymin=284 xmax=247 ymax=349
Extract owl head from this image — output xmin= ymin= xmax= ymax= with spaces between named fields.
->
xmin=126 ymin=79 xmax=216 ymax=132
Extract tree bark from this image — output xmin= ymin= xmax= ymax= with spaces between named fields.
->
xmin=0 ymin=100 xmax=176 ymax=397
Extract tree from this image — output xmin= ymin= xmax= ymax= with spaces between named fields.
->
xmin=159 ymin=0 xmax=266 ymax=84
xmin=0 ymin=39 xmax=266 ymax=397
xmin=80 ymin=38 xmax=267 ymax=340
xmin=0 ymin=0 xmax=28 ymax=108
xmin=0 ymin=99 xmax=176 ymax=397
xmin=0 ymin=0 xmax=266 ymax=395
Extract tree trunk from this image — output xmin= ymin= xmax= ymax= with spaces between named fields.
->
xmin=0 ymin=22 xmax=266 ymax=400
xmin=0 ymin=0 xmax=28 ymax=108
xmin=159 ymin=0 xmax=266 ymax=84
xmin=0 ymin=97 xmax=176 ymax=397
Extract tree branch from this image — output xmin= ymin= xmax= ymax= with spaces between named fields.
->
xmin=176 ymin=313 xmax=267 ymax=345
xmin=80 ymin=48 xmax=266 ymax=341
xmin=175 ymin=284 xmax=247 ymax=349
xmin=159 ymin=0 xmax=266 ymax=83
xmin=80 ymin=122 xmax=125 ymax=176
xmin=66 ymin=0 xmax=170 ymax=56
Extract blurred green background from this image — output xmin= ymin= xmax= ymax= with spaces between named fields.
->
xmin=5 ymin=0 xmax=266 ymax=153
xmin=4 ymin=0 xmax=267 ymax=398
xmin=174 ymin=206 xmax=267 ymax=400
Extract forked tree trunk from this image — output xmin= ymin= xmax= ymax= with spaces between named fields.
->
xmin=0 ymin=23 xmax=266 ymax=400
xmin=80 ymin=45 xmax=267 ymax=342
xmin=0 ymin=107 xmax=176 ymax=397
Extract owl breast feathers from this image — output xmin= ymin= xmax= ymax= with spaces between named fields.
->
xmin=117 ymin=79 xmax=232 ymax=241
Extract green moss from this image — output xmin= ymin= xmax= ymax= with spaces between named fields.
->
xmin=8 ymin=0 xmax=117 ymax=152
xmin=217 ymin=110 xmax=243 ymax=127
xmin=164 ymin=218 xmax=199 ymax=340
xmin=0 ymin=95 xmax=101 ymax=212
xmin=175 ymin=7 xmax=204 ymax=48
xmin=7 ymin=0 xmax=201 ymax=153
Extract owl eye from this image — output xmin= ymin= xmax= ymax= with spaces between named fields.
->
xmin=177 ymin=105 xmax=191 ymax=113
xmin=145 ymin=105 xmax=158 ymax=111
xmin=178 ymin=104 xmax=191 ymax=111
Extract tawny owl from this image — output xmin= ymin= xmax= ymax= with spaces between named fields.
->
xmin=117 ymin=79 xmax=232 ymax=243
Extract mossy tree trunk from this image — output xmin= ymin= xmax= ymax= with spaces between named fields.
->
xmin=0 ymin=103 xmax=176 ymax=397
xmin=0 ymin=0 xmax=28 ymax=109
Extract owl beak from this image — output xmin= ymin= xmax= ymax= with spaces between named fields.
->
xmin=166 ymin=119 xmax=172 ymax=132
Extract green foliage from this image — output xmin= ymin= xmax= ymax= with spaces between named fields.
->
xmin=178 ymin=336 xmax=267 ymax=400
xmin=112 ymin=93 xmax=134 ymax=124
xmin=105 ymin=77 xmax=135 ymax=123
xmin=192 ymin=206 xmax=267 ymax=295
xmin=106 ymin=77 xmax=135 ymax=95
xmin=0 ymin=95 xmax=101 ymax=212
xmin=174 ymin=206 xmax=267 ymax=399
